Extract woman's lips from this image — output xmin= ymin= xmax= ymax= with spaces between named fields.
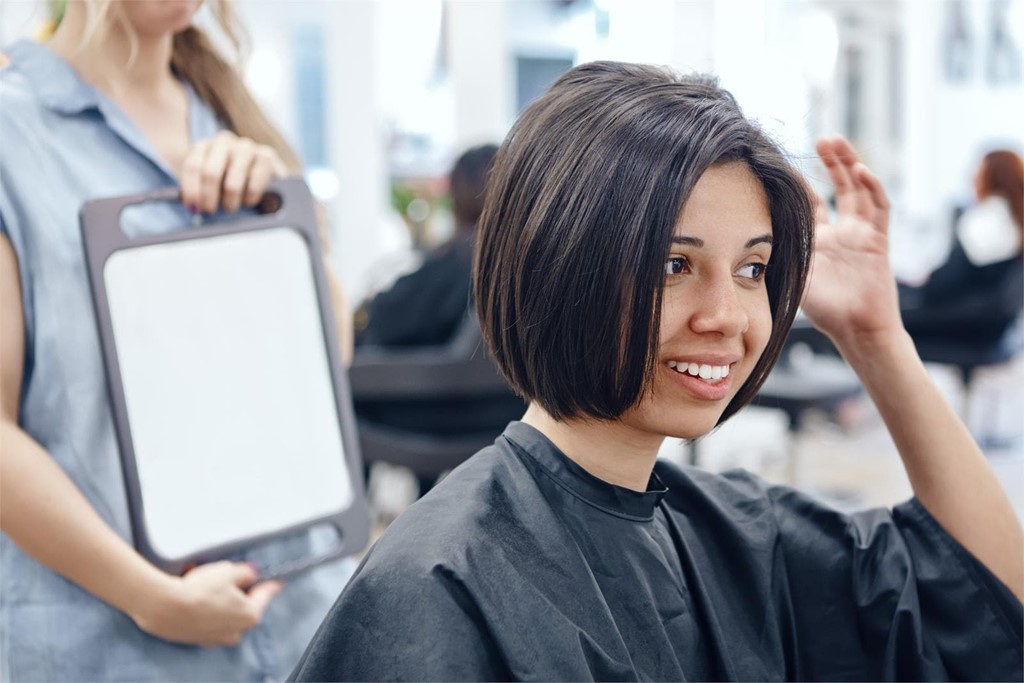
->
xmin=663 ymin=361 xmax=734 ymax=401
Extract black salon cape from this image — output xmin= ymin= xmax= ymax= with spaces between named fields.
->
xmin=291 ymin=422 xmax=1023 ymax=682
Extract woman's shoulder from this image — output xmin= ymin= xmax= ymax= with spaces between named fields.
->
xmin=365 ymin=442 xmax=525 ymax=563
xmin=654 ymin=460 xmax=847 ymax=531
xmin=0 ymin=49 xmax=50 ymax=125
xmin=656 ymin=460 xmax=776 ymax=506
xmin=0 ymin=50 xmax=30 ymax=99
xmin=355 ymin=432 xmax=576 ymax=590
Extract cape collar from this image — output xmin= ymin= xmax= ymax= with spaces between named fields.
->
xmin=502 ymin=421 xmax=668 ymax=521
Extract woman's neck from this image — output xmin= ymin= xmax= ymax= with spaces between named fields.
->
xmin=521 ymin=403 xmax=664 ymax=492
xmin=47 ymin=4 xmax=176 ymax=98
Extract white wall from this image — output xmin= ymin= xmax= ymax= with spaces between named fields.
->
xmin=903 ymin=0 xmax=1024 ymax=225
xmin=0 ymin=1 xmax=46 ymax=46
xmin=449 ymin=0 xmax=511 ymax=149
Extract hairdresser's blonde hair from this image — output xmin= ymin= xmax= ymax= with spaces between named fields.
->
xmin=77 ymin=0 xmax=302 ymax=172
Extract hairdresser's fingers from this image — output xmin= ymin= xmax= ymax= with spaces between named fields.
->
xmin=197 ymin=131 xmax=237 ymax=214
xmin=221 ymin=139 xmax=258 ymax=213
xmin=242 ymin=146 xmax=283 ymax=208
xmin=179 ymin=139 xmax=212 ymax=213
xmin=245 ymin=579 xmax=284 ymax=621
xmin=854 ymin=162 xmax=891 ymax=235
xmin=816 ymin=137 xmax=857 ymax=217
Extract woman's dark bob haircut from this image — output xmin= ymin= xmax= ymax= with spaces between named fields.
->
xmin=474 ymin=61 xmax=814 ymax=425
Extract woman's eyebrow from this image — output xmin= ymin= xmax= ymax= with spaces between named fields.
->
xmin=670 ymin=234 xmax=773 ymax=248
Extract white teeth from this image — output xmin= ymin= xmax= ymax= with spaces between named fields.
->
xmin=668 ymin=361 xmax=732 ymax=382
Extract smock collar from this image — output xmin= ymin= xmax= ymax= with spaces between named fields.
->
xmin=502 ymin=421 xmax=668 ymax=521
xmin=5 ymin=39 xmax=101 ymax=114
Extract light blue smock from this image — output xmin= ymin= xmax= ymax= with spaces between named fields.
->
xmin=0 ymin=39 xmax=354 ymax=682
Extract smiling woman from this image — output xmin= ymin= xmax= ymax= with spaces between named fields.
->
xmin=632 ymin=162 xmax=775 ymax=446
xmin=292 ymin=61 xmax=1023 ymax=682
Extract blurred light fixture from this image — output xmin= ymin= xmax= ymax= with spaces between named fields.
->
xmin=246 ymin=48 xmax=284 ymax=102
xmin=306 ymin=167 xmax=340 ymax=202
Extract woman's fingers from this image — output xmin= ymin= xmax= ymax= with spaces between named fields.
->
xmin=854 ymin=162 xmax=891 ymax=234
xmin=831 ymin=137 xmax=877 ymax=219
xmin=180 ymin=133 xmax=287 ymax=214
xmin=196 ymin=131 xmax=237 ymax=214
xmin=246 ymin=579 xmax=284 ymax=620
xmin=242 ymin=146 xmax=281 ymax=207
xmin=221 ymin=139 xmax=258 ymax=213
xmin=816 ymin=137 xmax=857 ymax=217
xmin=179 ymin=139 xmax=210 ymax=212
xmin=817 ymin=136 xmax=885 ymax=225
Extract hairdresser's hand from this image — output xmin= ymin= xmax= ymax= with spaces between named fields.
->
xmin=180 ymin=131 xmax=288 ymax=215
xmin=802 ymin=136 xmax=903 ymax=352
xmin=132 ymin=561 xmax=283 ymax=648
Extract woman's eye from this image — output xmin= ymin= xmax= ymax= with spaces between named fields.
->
xmin=664 ymin=257 xmax=687 ymax=276
xmin=736 ymin=262 xmax=768 ymax=280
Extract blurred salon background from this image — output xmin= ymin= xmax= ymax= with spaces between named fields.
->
xmin=3 ymin=0 xmax=1021 ymax=518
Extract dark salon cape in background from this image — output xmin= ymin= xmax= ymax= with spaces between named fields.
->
xmin=292 ymin=422 xmax=1023 ymax=682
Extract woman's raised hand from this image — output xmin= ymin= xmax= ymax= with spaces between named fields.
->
xmin=802 ymin=136 xmax=903 ymax=351
xmin=180 ymin=131 xmax=288 ymax=214
xmin=132 ymin=561 xmax=283 ymax=648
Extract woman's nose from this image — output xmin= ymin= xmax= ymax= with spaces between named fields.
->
xmin=688 ymin=275 xmax=749 ymax=337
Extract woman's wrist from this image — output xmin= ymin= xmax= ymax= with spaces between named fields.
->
xmin=831 ymin=327 xmax=931 ymax=418
xmin=122 ymin=563 xmax=183 ymax=633
xmin=830 ymin=325 xmax=916 ymax=371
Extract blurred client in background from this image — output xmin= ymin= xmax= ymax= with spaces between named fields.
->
xmin=900 ymin=149 xmax=1024 ymax=345
xmin=356 ymin=143 xmax=499 ymax=347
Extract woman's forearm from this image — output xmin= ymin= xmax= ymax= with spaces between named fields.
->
xmin=0 ymin=421 xmax=177 ymax=623
xmin=837 ymin=329 xmax=1023 ymax=601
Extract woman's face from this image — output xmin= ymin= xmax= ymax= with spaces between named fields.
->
xmin=618 ymin=161 xmax=773 ymax=441
xmin=118 ymin=0 xmax=203 ymax=37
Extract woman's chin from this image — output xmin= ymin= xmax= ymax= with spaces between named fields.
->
xmin=667 ymin=427 xmax=713 ymax=441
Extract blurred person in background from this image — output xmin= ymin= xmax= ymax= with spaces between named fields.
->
xmin=0 ymin=1 xmax=354 ymax=680
xmin=900 ymin=149 xmax=1024 ymax=345
xmin=356 ymin=143 xmax=499 ymax=347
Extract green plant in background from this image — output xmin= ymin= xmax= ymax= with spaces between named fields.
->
xmin=35 ymin=0 xmax=66 ymax=39
xmin=390 ymin=181 xmax=454 ymax=251
xmin=389 ymin=182 xmax=417 ymax=217
xmin=48 ymin=0 xmax=67 ymax=26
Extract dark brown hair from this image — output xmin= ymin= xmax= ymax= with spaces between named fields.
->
xmin=474 ymin=61 xmax=813 ymax=424
xmin=450 ymin=144 xmax=499 ymax=231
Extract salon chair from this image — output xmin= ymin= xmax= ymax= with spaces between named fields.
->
xmin=750 ymin=319 xmax=861 ymax=432
xmin=912 ymin=313 xmax=1024 ymax=445
xmin=912 ymin=317 xmax=1023 ymax=392
xmin=348 ymin=314 xmax=526 ymax=483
